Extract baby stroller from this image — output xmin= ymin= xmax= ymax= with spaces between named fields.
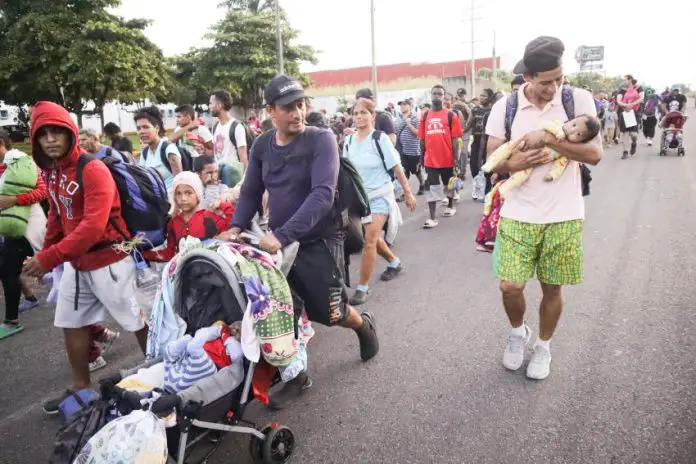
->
xmin=101 ymin=238 xmax=298 ymax=464
xmin=659 ymin=102 xmax=687 ymax=156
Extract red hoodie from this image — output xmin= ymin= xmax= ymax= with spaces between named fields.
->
xmin=143 ymin=203 xmax=234 ymax=263
xmin=31 ymin=101 xmax=130 ymax=272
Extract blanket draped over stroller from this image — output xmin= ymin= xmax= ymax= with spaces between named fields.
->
xmin=0 ymin=150 xmax=37 ymax=238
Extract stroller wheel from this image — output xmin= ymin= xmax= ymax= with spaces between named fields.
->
xmin=262 ymin=425 xmax=295 ymax=463
xmin=249 ymin=425 xmax=270 ymax=462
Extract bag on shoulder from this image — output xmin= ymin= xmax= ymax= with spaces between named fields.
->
xmin=213 ymin=120 xmax=256 ymax=152
xmin=49 ymin=398 xmax=111 ymax=464
xmin=345 ymin=130 xmax=396 ymax=181
xmin=77 ymin=155 xmax=170 ymax=249
xmin=336 ymin=157 xmax=370 ymax=255
xmin=504 ymin=85 xmax=592 ymax=197
xmin=142 ymin=140 xmax=193 ymax=172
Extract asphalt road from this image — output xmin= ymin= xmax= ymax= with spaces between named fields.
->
xmin=1 ymin=131 xmax=695 ymax=464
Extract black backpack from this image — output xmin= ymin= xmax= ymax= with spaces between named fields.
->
xmin=345 ymin=130 xmax=395 ymax=181
xmin=336 ymin=156 xmax=370 ymax=255
xmin=504 ymin=85 xmax=592 ymax=196
xmin=213 ymin=120 xmax=256 ymax=152
xmin=49 ymin=398 xmax=111 ymax=464
xmin=142 ymin=140 xmax=193 ymax=172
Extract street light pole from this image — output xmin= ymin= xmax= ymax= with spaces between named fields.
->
xmin=275 ymin=0 xmax=284 ymax=74
xmin=370 ymin=0 xmax=378 ymax=100
xmin=470 ymin=0 xmax=476 ymax=97
xmin=492 ymin=29 xmax=497 ymax=91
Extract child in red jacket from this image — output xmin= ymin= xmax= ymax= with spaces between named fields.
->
xmin=144 ymin=171 xmax=234 ymax=263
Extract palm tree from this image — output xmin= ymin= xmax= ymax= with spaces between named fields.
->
xmin=218 ymin=0 xmax=275 ymax=13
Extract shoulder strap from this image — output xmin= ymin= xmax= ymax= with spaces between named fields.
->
xmin=448 ymin=110 xmax=454 ymax=136
xmin=105 ymin=147 xmax=113 ymax=159
xmin=420 ymin=110 xmax=429 ymax=150
xmin=372 ymin=130 xmax=391 ymax=175
xmin=229 ymin=121 xmax=239 ymax=149
xmin=562 ymin=86 xmax=575 ymax=121
xmin=158 ymin=140 xmax=173 ymax=173
xmin=504 ymin=92 xmax=520 ymax=141
xmin=76 ymin=154 xmax=95 ymax=187
xmin=213 ymin=121 xmax=219 ymax=134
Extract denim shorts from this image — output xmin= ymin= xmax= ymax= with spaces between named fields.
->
xmin=369 ymin=197 xmax=390 ymax=216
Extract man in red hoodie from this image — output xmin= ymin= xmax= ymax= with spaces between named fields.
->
xmin=22 ymin=102 xmax=147 ymax=414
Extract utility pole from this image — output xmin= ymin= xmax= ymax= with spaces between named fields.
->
xmin=470 ymin=0 xmax=476 ymax=96
xmin=491 ymin=29 xmax=497 ymax=91
xmin=275 ymin=0 xmax=284 ymax=74
xmin=370 ymin=0 xmax=378 ymax=100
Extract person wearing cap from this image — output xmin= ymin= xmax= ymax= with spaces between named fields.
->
xmin=344 ymin=88 xmax=397 ymax=145
xmin=219 ymin=75 xmax=380 ymax=405
xmin=484 ymin=36 xmax=602 ymax=381
xmin=511 ymin=75 xmax=525 ymax=93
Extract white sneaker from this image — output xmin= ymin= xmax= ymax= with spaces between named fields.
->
xmin=526 ymin=344 xmax=552 ymax=380
xmin=423 ymin=219 xmax=439 ymax=229
xmin=89 ymin=356 xmax=107 ymax=373
xmin=502 ymin=324 xmax=531 ymax=370
xmin=443 ymin=207 xmax=456 ymax=217
xmin=453 ymin=192 xmax=461 ymax=202
xmin=440 ymin=198 xmax=449 ymax=206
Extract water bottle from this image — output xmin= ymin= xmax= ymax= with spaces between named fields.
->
xmin=204 ymin=184 xmax=220 ymax=208
xmin=134 ymin=253 xmax=158 ymax=290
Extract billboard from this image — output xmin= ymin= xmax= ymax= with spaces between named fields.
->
xmin=575 ymin=46 xmax=605 ymax=63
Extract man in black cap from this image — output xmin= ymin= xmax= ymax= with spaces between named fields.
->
xmin=511 ymin=75 xmax=525 ymax=92
xmin=220 ymin=75 xmax=379 ymax=406
xmin=483 ymin=36 xmax=602 ymax=381
xmin=344 ymin=88 xmax=396 ymax=144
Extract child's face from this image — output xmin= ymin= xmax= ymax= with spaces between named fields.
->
xmin=175 ymin=185 xmax=199 ymax=213
xmin=563 ymin=116 xmax=590 ymax=143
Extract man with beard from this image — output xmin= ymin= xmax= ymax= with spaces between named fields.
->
xmin=210 ymin=90 xmax=249 ymax=170
xmin=418 ymin=85 xmax=463 ymax=228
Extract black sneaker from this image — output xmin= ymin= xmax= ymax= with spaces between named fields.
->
xmin=630 ymin=141 xmax=637 ymax=155
xmin=267 ymin=372 xmax=312 ymax=410
xmin=349 ymin=289 xmax=368 ymax=306
xmin=621 ymin=151 xmax=629 ymax=159
xmin=355 ymin=312 xmax=379 ymax=361
xmin=417 ymin=185 xmax=425 ymax=196
xmin=380 ymin=263 xmax=404 ymax=281
xmin=43 ymin=390 xmax=72 ymax=415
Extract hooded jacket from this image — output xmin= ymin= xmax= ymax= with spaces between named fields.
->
xmin=31 ymin=101 xmax=130 ymax=272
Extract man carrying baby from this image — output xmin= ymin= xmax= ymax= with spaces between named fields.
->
xmin=484 ymin=36 xmax=602 ymax=380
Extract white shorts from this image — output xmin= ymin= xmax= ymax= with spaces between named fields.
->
xmin=55 ymin=257 xmax=145 ymax=332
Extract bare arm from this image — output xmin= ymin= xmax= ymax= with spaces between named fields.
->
xmin=545 ymin=132 xmax=603 ymax=166
xmin=168 ymin=153 xmax=183 ymax=176
xmin=238 ymin=146 xmax=249 ymax=171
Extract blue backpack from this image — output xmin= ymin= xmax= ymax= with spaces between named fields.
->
xmin=77 ymin=155 xmax=170 ymax=249
xmin=504 ymin=85 xmax=591 ymax=196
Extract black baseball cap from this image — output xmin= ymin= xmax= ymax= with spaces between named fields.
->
xmin=513 ymin=36 xmax=565 ymax=75
xmin=397 ymin=100 xmax=411 ymax=105
xmin=355 ymin=88 xmax=374 ymax=100
xmin=264 ymin=75 xmax=306 ymax=106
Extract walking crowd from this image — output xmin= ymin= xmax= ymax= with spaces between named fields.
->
xmin=0 ymin=34 xmax=688 ymax=461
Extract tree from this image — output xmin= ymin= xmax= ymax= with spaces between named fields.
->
xmin=161 ymin=51 xmax=211 ymax=111
xmin=477 ymin=67 xmax=492 ymax=80
xmin=218 ymin=0 xmax=275 ymax=13
xmin=569 ymin=73 xmax=623 ymax=93
xmin=0 ymin=1 xmax=170 ymax=128
xmin=195 ymin=9 xmax=317 ymax=112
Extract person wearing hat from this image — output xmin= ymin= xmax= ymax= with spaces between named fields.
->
xmin=484 ymin=36 xmax=602 ymax=381
xmin=219 ymin=75 xmax=380 ymax=406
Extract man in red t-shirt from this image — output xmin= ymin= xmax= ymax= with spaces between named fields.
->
xmin=418 ymin=85 xmax=463 ymax=228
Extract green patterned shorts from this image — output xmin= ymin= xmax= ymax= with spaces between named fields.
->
xmin=493 ymin=217 xmax=584 ymax=285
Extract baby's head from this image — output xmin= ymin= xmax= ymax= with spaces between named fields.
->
xmin=171 ymin=171 xmax=203 ymax=214
xmin=563 ymin=114 xmax=601 ymax=143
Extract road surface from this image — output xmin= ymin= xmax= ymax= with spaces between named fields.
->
xmin=1 ymin=132 xmax=695 ymax=464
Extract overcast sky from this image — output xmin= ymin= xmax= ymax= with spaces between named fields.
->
xmin=116 ymin=0 xmax=696 ymax=90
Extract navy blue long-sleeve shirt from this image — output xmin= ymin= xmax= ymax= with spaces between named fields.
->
xmin=231 ymin=126 xmax=339 ymax=246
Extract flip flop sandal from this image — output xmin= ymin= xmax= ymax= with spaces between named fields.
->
xmin=0 ymin=324 xmax=24 ymax=340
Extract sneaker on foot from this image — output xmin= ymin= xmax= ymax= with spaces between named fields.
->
xmin=630 ymin=141 xmax=637 ymax=155
xmin=0 ymin=322 xmax=24 ymax=340
xmin=440 ymin=198 xmax=449 ymax=206
xmin=453 ymin=192 xmax=461 ymax=202
xmin=380 ymin=262 xmax=404 ymax=281
xmin=349 ymin=289 xmax=368 ymax=306
xmin=621 ymin=151 xmax=629 ymax=159
xmin=443 ymin=207 xmax=456 ymax=217
xmin=355 ymin=312 xmax=379 ymax=361
xmin=267 ymin=372 xmax=312 ymax=410
xmin=417 ymin=185 xmax=425 ymax=196
xmin=89 ymin=355 xmax=107 ymax=373
xmin=43 ymin=390 xmax=72 ymax=415
xmin=526 ymin=345 xmax=552 ymax=380
xmin=18 ymin=298 xmax=39 ymax=313
xmin=99 ymin=328 xmax=120 ymax=354
xmin=502 ymin=324 xmax=531 ymax=371
xmin=423 ymin=219 xmax=439 ymax=229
